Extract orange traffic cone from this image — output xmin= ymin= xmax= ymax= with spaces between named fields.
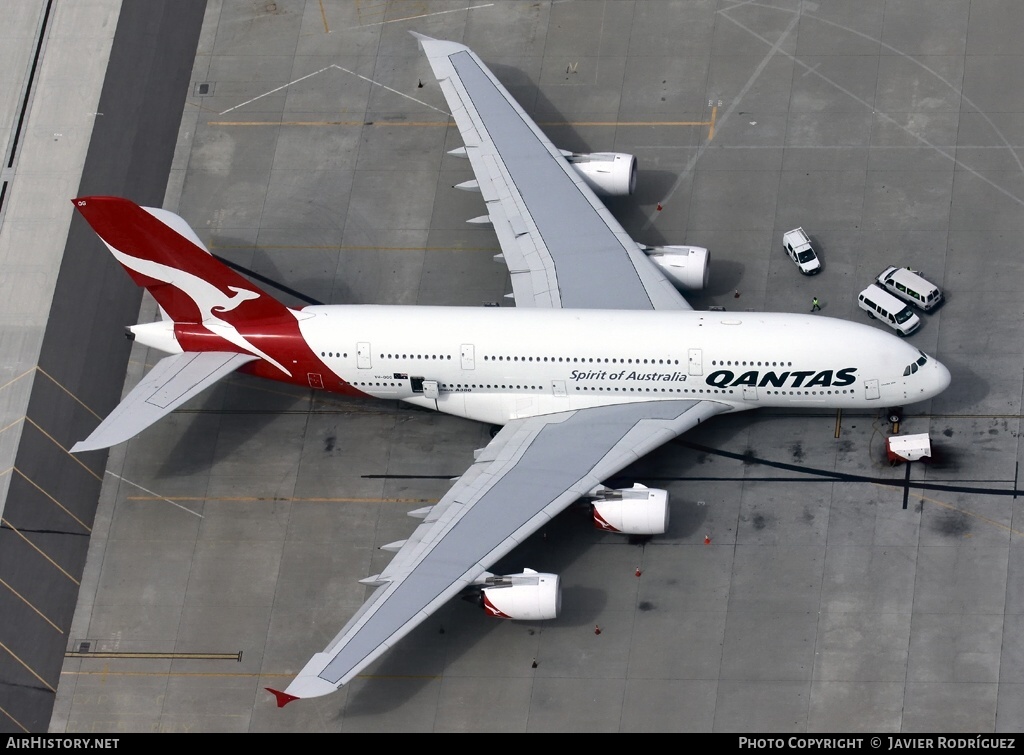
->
xmin=704 ymin=534 xmax=711 ymax=545
xmin=635 ymin=567 xmax=642 ymax=577
xmin=594 ymin=625 xmax=602 ymax=635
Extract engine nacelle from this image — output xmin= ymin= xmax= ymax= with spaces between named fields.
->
xmin=566 ymin=151 xmax=637 ymax=196
xmin=591 ymin=483 xmax=669 ymax=535
xmin=480 ymin=569 xmax=561 ymax=620
xmin=641 ymin=244 xmax=710 ymax=291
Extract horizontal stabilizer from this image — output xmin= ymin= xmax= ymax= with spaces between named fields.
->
xmin=72 ymin=351 xmax=258 ymax=453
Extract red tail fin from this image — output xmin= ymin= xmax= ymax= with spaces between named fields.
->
xmin=73 ymin=196 xmax=291 ymax=325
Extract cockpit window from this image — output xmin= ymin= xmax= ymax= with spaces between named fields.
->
xmin=905 ymin=352 xmax=930 ymax=376
xmin=905 ymin=352 xmax=929 ymax=376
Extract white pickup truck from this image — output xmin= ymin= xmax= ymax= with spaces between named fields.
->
xmin=782 ymin=227 xmax=821 ymax=275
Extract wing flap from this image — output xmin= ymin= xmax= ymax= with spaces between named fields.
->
xmin=279 ymin=399 xmax=731 ymax=701
xmin=71 ymin=351 xmax=257 ymax=453
xmin=415 ymin=33 xmax=691 ymax=311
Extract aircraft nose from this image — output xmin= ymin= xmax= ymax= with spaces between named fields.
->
xmin=932 ymin=359 xmax=951 ymax=396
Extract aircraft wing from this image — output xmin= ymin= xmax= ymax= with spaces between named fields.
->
xmin=413 ymin=33 xmax=690 ymax=312
xmin=276 ymin=398 xmax=726 ymax=702
xmin=72 ymin=351 xmax=258 ymax=453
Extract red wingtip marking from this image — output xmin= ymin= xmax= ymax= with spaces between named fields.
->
xmin=266 ymin=688 xmax=300 ymax=708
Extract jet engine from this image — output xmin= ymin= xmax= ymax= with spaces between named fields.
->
xmin=479 ymin=569 xmax=561 ymax=620
xmin=591 ymin=483 xmax=669 ymax=535
xmin=565 ymin=151 xmax=637 ymax=196
xmin=640 ymin=244 xmax=710 ymax=291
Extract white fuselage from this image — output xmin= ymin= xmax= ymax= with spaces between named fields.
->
xmin=289 ymin=306 xmax=949 ymax=425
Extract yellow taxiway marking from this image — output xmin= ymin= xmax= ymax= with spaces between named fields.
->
xmin=209 ymin=243 xmax=498 ymax=252
xmin=356 ymin=2 xmax=493 ymax=29
xmin=108 ymin=473 xmax=203 ymax=519
xmin=877 ymin=484 xmax=1024 ymax=537
xmin=0 ymin=367 xmax=34 ymax=394
xmin=543 ymin=119 xmax=714 ymax=128
xmin=317 ymin=0 xmax=329 ymax=32
xmin=14 ymin=468 xmax=91 ymax=533
xmin=126 ymin=496 xmax=437 ymax=504
xmin=209 ymin=119 xmax=715 ymax=129
xmin=62 ymin=669 xmax=438 ymax=682
xmin=211 ymin=120 xmax=447 ymax=127
xmin=23 ymin=417 xmax=101 ymax=482
xmin=1 ymin=518 xmax=80 ymax=585
xmin=0 ymin=418 xmax=23 ymax=436
xmin=0 ymin=702 xmax=29 ymax=733
xmin=0 ymin=577 xmax=62 ymax=633
xmin=36 ymin=366 xmax=102 ymax=420
xmin=0 ymin=366 xmax=103 ymax=421
xmin=66 ymin=651 xmax=241 ymax=661
xmin=0 ymin=639 xmax=56 ymax=692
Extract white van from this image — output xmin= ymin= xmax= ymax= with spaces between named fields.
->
xmin=782 ymin=227 xmax=821 ymax=275
xmin=876 ymin=267 xmax=943 ymax=311
xmin=857 ymin=284 xmax=921 ymax=336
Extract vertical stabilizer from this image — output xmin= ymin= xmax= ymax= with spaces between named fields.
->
xmin=73 ymin=196 xmax=291 ymax=326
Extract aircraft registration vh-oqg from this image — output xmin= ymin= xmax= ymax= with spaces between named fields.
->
xmin=70 ymin=34 xmax=950 ymax=706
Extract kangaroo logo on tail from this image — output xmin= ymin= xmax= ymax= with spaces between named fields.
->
xmin=216 ymin=287 xmax=261 ymax=313
xmin=75 ymin=197 xmax=297 ymax=378
xmin=106 ymin=247 xmax=292 ymax=377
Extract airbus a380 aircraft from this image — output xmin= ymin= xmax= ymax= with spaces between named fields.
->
xmin=71 ymin=34 xmax=950 ymax=706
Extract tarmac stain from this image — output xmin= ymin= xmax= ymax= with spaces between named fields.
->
xmin=791 ymin=443 xmax=805 ymax=462
xmin=638 ymin=601 xmax=655 ymax=612
xmin=742 ymin=448 xmax=757 ymax=466
xmin=943 ymin=428 xmax=954 ymax=437
xmin=325 ymin=435 xmax=336 ymax=452
xmin=752 ymin=513 xmax=767 ymax=530
xmin=934 ymin=512 xmax=970 ymax=536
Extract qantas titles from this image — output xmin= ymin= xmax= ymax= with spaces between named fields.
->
xmin=569 ymin=367 xmax=858 ymax=389
xmin=706 ymin=367 xmax=856 ymax=389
